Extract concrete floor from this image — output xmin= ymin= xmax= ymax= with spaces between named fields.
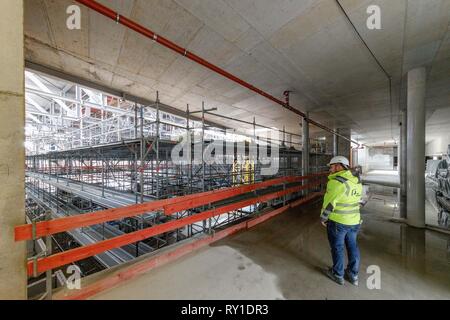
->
xmin=93 ymin=189 xmax=450 ymax=300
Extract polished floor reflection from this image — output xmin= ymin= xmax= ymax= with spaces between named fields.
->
xmin=93 ymin=187 xmax=450 ymax=300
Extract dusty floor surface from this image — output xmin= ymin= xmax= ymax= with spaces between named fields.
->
xmin=93 ymin=191 xmax=450 ymax=300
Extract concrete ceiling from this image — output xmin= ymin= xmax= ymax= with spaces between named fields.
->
xmin=24 ymin=0 xmax=450 ymax=144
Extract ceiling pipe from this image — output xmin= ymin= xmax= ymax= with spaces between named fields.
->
xmin=75 ymin=0 xmax=360 ymax=147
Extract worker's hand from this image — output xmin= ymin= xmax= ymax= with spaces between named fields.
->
xmin=321 ymin=221 xmax=328 ymax=227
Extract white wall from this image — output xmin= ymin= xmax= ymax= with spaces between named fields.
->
xmin=357 ymin=147 xmax=368 ymax=173
xmin=356 ymin=147 xmax=397 ymax=173
xmin=426 ymin=135 xmax=450 ymax=156
xmin=368 ymin=147 xmax=395 ymax=170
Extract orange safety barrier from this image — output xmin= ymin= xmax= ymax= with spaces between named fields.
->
xmin=16 ymin=173 xmax=327 ymax=241
xmin=16 ymin=173 xmax=327 ymax=276
xmin=56 ymin=192 xmax=324 ymax=300
xmin=25 ymin=179 xmax=324 ymax=276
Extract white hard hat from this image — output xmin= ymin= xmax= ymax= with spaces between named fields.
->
xmin=328 ymin=156 xmax=350 ymax=168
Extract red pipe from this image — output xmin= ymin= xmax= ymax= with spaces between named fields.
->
xmin=75 ymin=0 xmax=360 ymax=146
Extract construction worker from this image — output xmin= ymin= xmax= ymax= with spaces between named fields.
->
xmin=320 ymin=156 xmax=363 ymax=286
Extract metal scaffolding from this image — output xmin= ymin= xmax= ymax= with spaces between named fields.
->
xmin=23 ymin=69 xmax=333 ymax=299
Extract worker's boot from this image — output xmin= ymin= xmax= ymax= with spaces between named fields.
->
xmin=344 ymin=270 xmax=359 ymax=286
xmin=325 ymin=268 xmax=344 ymax=285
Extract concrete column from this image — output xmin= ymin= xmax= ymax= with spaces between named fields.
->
xmin=302 ymin=115 xmax=310 ymax=196
xmin=337 ymin=128 xmax=351 ymax=160
xmin=399 ymin=110 xmax=407 ymax=219
xmin=351 ymin=148 xmax=358 ymax=168
xmin=0 ymin=0 xmax=26 ymax=299
xmin=333 ymin=133 xmax=338 ymax=157
xmin=406 ymin=68 xmax=426 ymax=228
xmin=302 ymin=114 xmax=309 ymax=176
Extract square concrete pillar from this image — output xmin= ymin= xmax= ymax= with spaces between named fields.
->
xmin=0 ymin=0 xmax=26 ymax=299
xmin=302 ymin=115 xmax=310 ymax=176
xmin=337 ymin=128 xmax=351 ymax=160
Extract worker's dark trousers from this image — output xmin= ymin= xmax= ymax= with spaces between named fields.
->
xmin=327 ymin=220 xmax=361 ymax=279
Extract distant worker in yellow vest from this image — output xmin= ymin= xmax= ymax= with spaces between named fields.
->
xmin=320 ymin=156 xmax=363 ymax=286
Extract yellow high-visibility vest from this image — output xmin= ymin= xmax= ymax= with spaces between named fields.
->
xmin=320 ymin=170 xmax=363 ymax=226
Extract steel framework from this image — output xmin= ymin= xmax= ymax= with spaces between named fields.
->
xmin=23 ymin=69 xmax=334 ymax=300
